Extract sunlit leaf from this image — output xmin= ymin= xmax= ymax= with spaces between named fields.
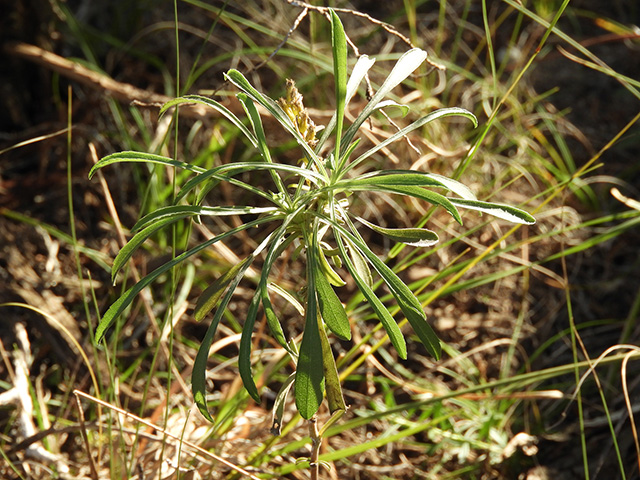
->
xmin=160 ymin=95 xmax=258 ymax=147
xmin=450 ymin=198 xmax=536 ymax=224
xmin=335 ymin=232 xmax=407 ymax=358
xmin=89 ymin=151 xmax=204 ymax=180
xmin=356 ymin=216 xmax=439 ymax=247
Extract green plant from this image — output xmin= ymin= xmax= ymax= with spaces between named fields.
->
xmin=89 ymin=10 xmax=534 ymax=427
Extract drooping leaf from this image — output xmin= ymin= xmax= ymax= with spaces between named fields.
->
xmin=328 ymin=217 xmax=441 ymax=359
xmin=194 ymin=257 xmax=253 ymax=322
xmin=192 ymin=256 xmax=254 ymax=421
xmin=89 ymin=151 xmax=204 ymax=180
xmin=356 ymin=216 xmax=439 ymax=247
xmin=238 ymin=212 xmax=300 ymax=402
xmin=318 ymin=320 xmax=346 ymax=414
xmin=335 ymin=232 xmax=407 ymax=358
xmin=295 ymin=242 xmax=324 ymax=419
xmin=95 ymin=216 xmax=274 ymax=342
xmin=342 ymin=183 xmax=463 ymax=225
xmin=449 ymin=198 xmax=536 ymax=225
xmin=315 ymin=258 xmax=351 ymax=340
xmin=160 ymin=95 xmax=258 ymax=147
xmin=271 ymin=373 xmax=296 ymax=435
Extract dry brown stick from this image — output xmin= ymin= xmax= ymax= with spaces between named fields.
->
xmin=4 ymin=42 xmax=209 ymax=117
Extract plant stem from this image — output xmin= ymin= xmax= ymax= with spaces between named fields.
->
xmin=309 ymin=416 xmax=321 ymax=480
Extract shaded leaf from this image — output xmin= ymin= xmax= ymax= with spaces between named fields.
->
xmin=319 ymin=321 xmax=346 ymax=414
xmin=194 ymin=257 xmax=253 ymax=322
xmin=315 ymin=258 xmax=351 ymax=340
xmin=295 ymin=246 xmax=324 ymax=419
xmin=336 ymin=232 xmax=407 ymax=359
xmin=192 ymin=256 xmax=254 ymax=421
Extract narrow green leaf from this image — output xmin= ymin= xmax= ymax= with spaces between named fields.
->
xmin=319 ymin=321 xmax=346 ymax=414
xmin=89 ymin=151 xmax=204 ymax=179
xmin=316 ymin=55 xmax=375 ymax=152
xmin=336 ymin=232 xmax=407 ymax=359
xmin=95 ymin=216 xmax=273 ymax=343
xmin=330 ymin=9 xmax=347 ymax=161
xmin=317 ymin=246 xmax=346 ymax=287
xmin=262 ymin=289 xmax=290 ymax=350
xmin=111 ymin=215 xmax=181 ymax=283
xmin=176 ymin=161 xmax=325 ymax=204
xmin=345 ymin=236 xmax=373 ymax=289
xmin=132 ymin=205 xmax=277 ymax=232
xmin=194 ymin=257 xmax=253 ymax=322
xmin=356 ymin=216 xmax=439 ymax=247
xmin=192 ymin=256 xmax=254 ymax=421
xmin=295 ymin=246 xmax=324 ymax=419
xmin=237 ymin=93 xmax=289 ymax=197
xmin=315 ymin=258 xmax=351 ymax=340
xmin=340 ymin=48 xmax=428 ymax=152
xmin=330 ymin=217 xmax=441 ymax=359
xmin=343 ymin=107 xmax=477 ymax=175
xmin=239 ymin=212 xmax=300 ymax=402
xmin=449 ymin=198 xmax=536 ymax=225
xmin=160 ymin=95 xmax=258 ymax=147
xmin=343 ymin=183 xmax=463 ymax=225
